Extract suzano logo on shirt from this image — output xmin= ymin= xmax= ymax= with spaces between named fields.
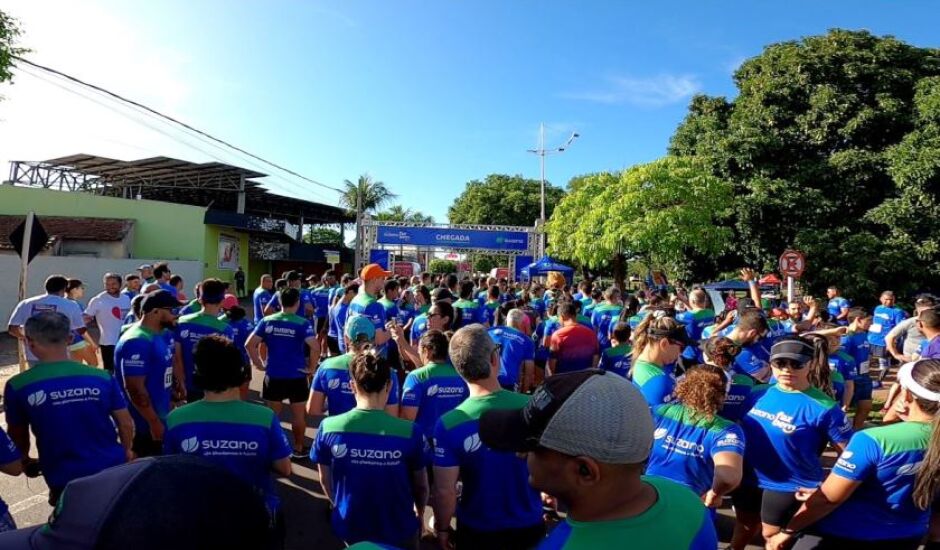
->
xmin=897 ymin=461 xmax=924 ymax=476
xmin=749 ymin=408 xmax=797 ymax=434
xmin=28 ymin=387 xmax=101 ymax=406
xmin=658 ymin=433 xmax=705 ymax=455
xmin=653 ymin=428 xmax=668 ymax=440
xmin=427 ymin=384 xmax=464 ymax=397
xmin=463 ymin=433 xmax=482 ymax=453
xmin=180 ymin=329 xmax=190 ymax=339
xmin=332 ymin=443 xmax=402 ymax=461
xmin=327 ymin=378 xmax=351 ymax=392
xmin=181 ymin=436 xmax=259 ymax=453
xmin=266 ymin=325 xmax=297 ymax=337
xmin=716 ymin=432 xmax=745 ymax=449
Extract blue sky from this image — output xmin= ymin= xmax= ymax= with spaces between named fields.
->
xmin=1 ymin=1 xmax=938 ymax=222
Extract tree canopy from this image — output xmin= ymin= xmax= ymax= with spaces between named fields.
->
xmin=668 ymin=29 xmax=940 ymax=300
xmin=303 ymin=227 xmax=343 ymax=245
xmin=448 ymin=174 xmax=565 ymax=227
xmin=428 ymin=258 xmax=457 ymax=275
xmin=0 ymin=10 xmax=27 ymax=89
xmin=547 ymin=157 xmax=732 ymax=286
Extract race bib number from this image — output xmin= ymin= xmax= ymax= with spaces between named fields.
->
xmin=869 ymin=323 xmax=882 ymax=334
xmin=164 ymin=367 xmax=174 ymax=389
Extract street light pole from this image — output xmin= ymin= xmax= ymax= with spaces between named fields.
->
xmin=528 ymin=123 xmax=578 ymax=258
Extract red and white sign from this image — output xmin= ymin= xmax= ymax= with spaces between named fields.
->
xmin=778 ymin=249 xmax=806 ymax=279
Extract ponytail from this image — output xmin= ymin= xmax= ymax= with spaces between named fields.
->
xmin=910 ymin=360 xmax=940 ymax=510
xmin=632 ymin=313 xmax=655 ymax=357
xmin=804 ymin=334 xmax=833 ymax=398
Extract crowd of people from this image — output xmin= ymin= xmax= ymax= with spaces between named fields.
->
xmin=2 ymin=260 xmax=940 ymax=550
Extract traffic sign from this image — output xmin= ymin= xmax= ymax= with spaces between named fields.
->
xmin=779 ymin=249 xmax=806 ymax=279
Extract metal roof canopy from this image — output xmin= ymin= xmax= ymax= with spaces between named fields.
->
xmin=7 ymin=154 xmax=353 ymax=225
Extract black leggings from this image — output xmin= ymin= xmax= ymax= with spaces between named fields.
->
xmin=792 ymin=532 xmax=921 ymax=550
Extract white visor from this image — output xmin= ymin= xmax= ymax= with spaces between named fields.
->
xmin=898 ymin=361 xmax=940 ymax=402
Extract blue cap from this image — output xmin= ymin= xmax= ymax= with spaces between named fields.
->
xmin=345 ymin=315 xmax=376 ymax=342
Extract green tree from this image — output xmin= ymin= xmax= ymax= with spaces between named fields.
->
xmin=448 ymin=174 xmax=565 ymax=226
xmin=0 ymin=10 xmax=27 ymax=89
xmin=669 ymin=29 xmax=940 ymax=300
xmin=374 ymin=205 xmax=435 ymax=223
xmin=303 ymin=227 xmax=343 ymax=245
xmin=428 ymin=259 xmax=457 ymax=275
xmin=472 ymin=254 xmax=500 ymax=274
xmin=547 ymin=158 xmax=733 ymax=288
xmin=339 ymin=174 xmax=396 ymax=215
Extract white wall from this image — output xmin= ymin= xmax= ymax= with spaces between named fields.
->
xmin=0 ymin=256 xmax=203 ymax=330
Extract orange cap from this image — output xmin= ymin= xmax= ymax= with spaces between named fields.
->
xmin=360 ymin=263 xmax=391 ymax=281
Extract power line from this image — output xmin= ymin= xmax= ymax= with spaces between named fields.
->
xmin=15 ymin=63 xmax=337 ymax=203
xmin=12 ymin=55 xmax=344 ymax=194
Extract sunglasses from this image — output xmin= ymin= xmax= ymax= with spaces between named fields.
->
xmin=771 ymin=359 xmax=808 ymax=370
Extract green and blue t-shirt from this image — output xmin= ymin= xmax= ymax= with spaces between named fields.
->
xmin=433 ymin=391 xmax=542 ymax=532
xmin=537 ymin=476 xmax=717 ymax=549
xmin=841 ymin=331 xmax=872 ymax=376
xmin=175 ymin=312 xmax=235 ymax=393
xmin=816 ymin=421 xmax=931 ymax=541
xmin=453 ymin=299 xmax=483 ymax=328
xmin=489 ymin=326 xmax=535 ymax=389
xmin=590 ymin=303 xmax=623 ymax=350
xmin=251 ymin=312 xmax=315 ymax=379
xmin=311 ymin=353 xmax=400 ymax=415
xmin=401 ymin=362 xmax=468 ymax=435
xmin=722 ymin=372 xmax=758 ymax=422
xmin=741 ymin=385 xmax=853 ymax=491
xmin=311 ymin=285 xmax=333 ymax=319
xmin=164 ymin=400 xmax=291 ymax=513
xmin=348 ymin=292 xmax=388 ymax=353
xmin=647 ymin=403 xmax=746 ymax=495
xmin=598 ymin=343 xmax=631 ymax=378
xmin=676 ymin=309 xmax=715 ymax=362
xmin=632 ymin=359 xmax=676 ymax=407
xmin=115 ymin=325 xmax=175 ymax=433
xmin=4 ymin=361 xmax=126 ymax=490
xmin=311 ymin=409 xmax=429 ymax=547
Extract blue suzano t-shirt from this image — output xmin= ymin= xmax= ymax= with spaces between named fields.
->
xmin=311 ymin=409 xmax=429 ymax=546
xmin=401 ymin=362 xmax=468 ymax=435
xmin=646 ymin=403 xmax=746 ymax=495
xmin=251 ymin=312 xmax=315 ymax=379
xmin=433 ymin=391 xmax=543 ymax=531
xmin=312 ymin=286 xmax=332 ymax=319
xmin=115 ymin=325 xmax=175 ymax=434
xmin=590 ymin=304 xmax=623 ymax=349
xmin=741 ymin=385 xmax=853 ymax=491
xmin=815 ymin=421 xmax=931 ymax=541
xmin=164 ymin=400 xmax=292 ymax=513
xmin=348 ymin=291 xmax=388 ymax=353
xmin=488 ymin=326 xmax=535 ymax=389
xmin=252 ymin=288 xmax=275 ymax=324
xmin=175 ymin=312 xmax=235 ymax=393
xmin=868 ymin=305 xmax=907 ymax=347
xmin=311 ymin=354 xmax=400 ymax=416
xmin=4 ymin=361 xmax=127 ymax=489
xmin=598 ymin=343 xmax=632 ymax=378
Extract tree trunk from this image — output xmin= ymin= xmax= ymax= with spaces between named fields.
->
xmin=612 ymin=253 xmax=626 ymax=290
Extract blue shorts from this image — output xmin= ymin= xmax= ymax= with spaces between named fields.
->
xmin=852 ymin=377 xmax=873 ymax=402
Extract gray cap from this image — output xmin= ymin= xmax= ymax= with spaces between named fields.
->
xmin=480 ymin=370 xmax=654 ymax=464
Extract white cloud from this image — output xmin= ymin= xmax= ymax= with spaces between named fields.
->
xmin=565 ymin=73 xmax=701 ymax=107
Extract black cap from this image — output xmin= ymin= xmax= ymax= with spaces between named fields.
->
xmin=286 ymin=271 xmax=302 ymax=282
xmin=770 ymin=338 xmax=814 ymax=364
xmin=0 ymin=455 xmax=269 ymax=550
xmin=649 ymin=321 xmax=693 ymax=347
xmin=481 ymin=370 xmax=602 ymax=453
xmin=140 ymin=290 xmax=179 ymax=313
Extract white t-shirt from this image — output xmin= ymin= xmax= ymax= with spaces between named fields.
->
xmin=8 ymin=294 xmax=86 ymax=361
xmin=84 ymin=292 xmax=132 ymax=346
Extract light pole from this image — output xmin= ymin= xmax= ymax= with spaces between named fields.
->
xmin=527 ymin=123 xmax=579 ymax=257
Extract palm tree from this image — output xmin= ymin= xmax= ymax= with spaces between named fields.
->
xmin=340 ymin=173 xmax=397 ymax=215
xmin=375 ymin=205 xmax=435 ymax=224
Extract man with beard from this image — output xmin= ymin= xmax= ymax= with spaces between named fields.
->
xmin=114 ymin=290 xmax=180 ymax=457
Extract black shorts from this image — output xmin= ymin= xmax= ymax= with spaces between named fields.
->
xmin=99 ymin=345 xmax=116 ymax=373
xmin=262 ymin=376 xmax=308 ymax=404
xmin=761 ymin=489 xmax=802 ymax=527
xmin=730 ymin=483 xmax=762 ymax=514
xmin=133 ymin=430 xmax=163 ymax=458
xmin=455 ymin=522 xmax=545 ymax=550
xmin=326 ymin=336 xmax=340 ymax=355
xmin=315 ymin=317 xmax=328 ymax=334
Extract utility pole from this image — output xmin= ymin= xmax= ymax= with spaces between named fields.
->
xmin=527 ymin=124 xmax=579 ymax=257
xmin=353 ymin=184 xmax=363 ymax=271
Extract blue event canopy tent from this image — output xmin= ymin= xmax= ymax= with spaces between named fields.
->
xmin=703 ymin=279 xmax=776 ymax=292
xmin=521 ymin=256 xmax=574 ymax=281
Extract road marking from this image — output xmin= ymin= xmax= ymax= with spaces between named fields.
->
xmin=10 ymin=493 xmax=48 ymax=514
